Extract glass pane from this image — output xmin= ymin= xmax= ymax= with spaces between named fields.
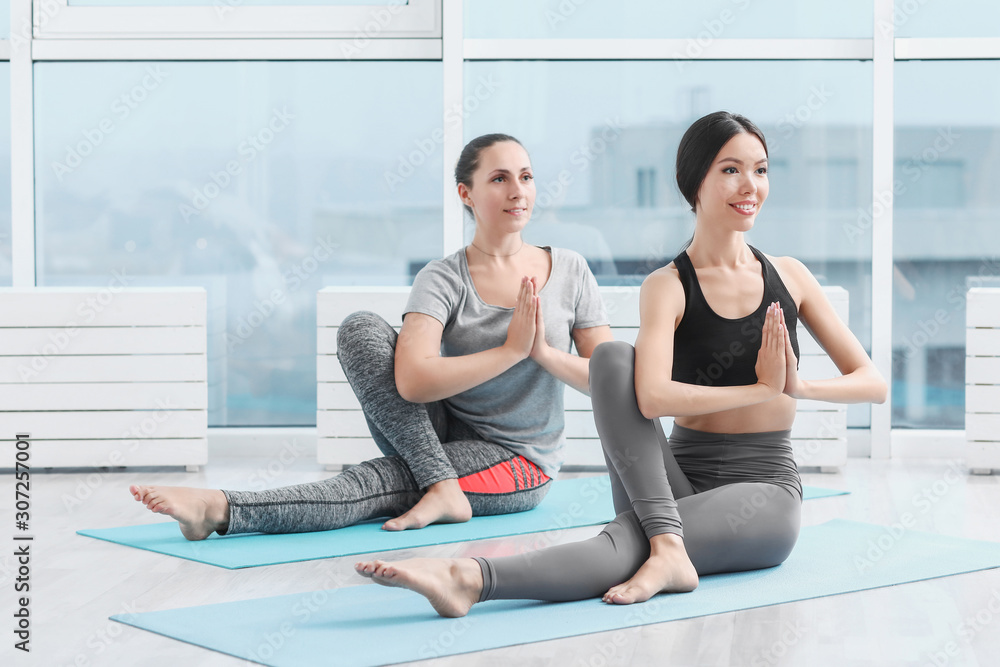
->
xmin=35 ymin=61 xmax=442 ymax=426
xmin=0 ymin=64 xmax=9 ymax=285
xmin=466 ymin=0 xmax=872 ymax=39
xmin=0 ymin=0 xmax=9 ymax=39
xmin=465 ymin=60 xmax=874 ymax=427
xmin=893 ymin=60 xmax=1000 ymax=429
xmin=894 ymin=0 xmax=1000 ymax=38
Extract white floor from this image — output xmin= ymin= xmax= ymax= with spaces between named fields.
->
xmin=4 ymin=438 xmax=1000 ymax=667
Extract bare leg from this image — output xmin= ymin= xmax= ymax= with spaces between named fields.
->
xmin=354 ymin=557 xmax=483 ymax=618
xmin=381 ymin=478 xmax=472 ymax=531
xmin=129 ymin=485 xmax=229 ymax=541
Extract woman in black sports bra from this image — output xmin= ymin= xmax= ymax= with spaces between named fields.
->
xmin=354 ymin=111 xmax=888 ymax=617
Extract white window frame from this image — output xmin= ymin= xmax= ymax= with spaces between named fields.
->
xmin=33 ymin=0 xmax=440 ymax=39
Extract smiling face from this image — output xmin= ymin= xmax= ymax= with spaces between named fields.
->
xmin=695 ymin=131 xmax=769 ymax=231
xmin=458 ymin=141 xmax=535 ymax=232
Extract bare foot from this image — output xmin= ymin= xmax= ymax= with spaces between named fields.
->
xmin=354 ymin=557 xmax=482 ymax=618
xmin=602 ymin=533 xmax=698 ymax=605
xmin=382 ymin=479 xmax=472 ymax=531
xmin=129 ymin=485 xmax=230 ymax=541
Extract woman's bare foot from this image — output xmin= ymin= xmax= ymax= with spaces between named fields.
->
xmin=602 ymin=533 xmax=698 ymax=605
xmin=382 ymin=479 xmax=472 ymax=531
xmin=354 ymin=557 xmax=482 ymax=618
xmin=129 ymin=485 xmax=230 ymax=541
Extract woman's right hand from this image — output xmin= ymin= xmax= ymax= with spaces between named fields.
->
xmin=504 ymin=277 xmax=537 ymax=360
xmin=755 ymin=302 xmax=787 ymax=398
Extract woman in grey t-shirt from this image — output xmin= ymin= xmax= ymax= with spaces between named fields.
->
xmin=128 ymin=134 xmax=613 ymax=539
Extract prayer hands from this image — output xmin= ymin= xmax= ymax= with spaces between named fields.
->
xmin=755 ymin=302 xmax=787 ymax=398
xmin=504 ymin=277 xmax=540 ymax=360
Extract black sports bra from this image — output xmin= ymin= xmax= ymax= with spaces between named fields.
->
xmin=671 ymin=245 xmax=799 ymax=387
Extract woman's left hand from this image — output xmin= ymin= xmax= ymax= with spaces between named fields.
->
xmin=528 ymin=277 xmax=550 ymax=361
xmin=780 ymin=307 xmax=803 ymax=398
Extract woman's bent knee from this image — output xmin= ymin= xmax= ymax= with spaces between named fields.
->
xmin=590 ymin=341 xmax=637 ymax=397
xmin=337 ymin=311 xmax=396 ymax=357
xmin=591 ymin=340 xmax=634 ymax=374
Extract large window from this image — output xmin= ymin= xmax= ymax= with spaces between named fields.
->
xmin=892 ymin=60 xmax=1000 ymax=428
xmin=6 ymin=0 xmax=998 ymax=439
xmin=34 ymin=60 xmax=443 ymax=425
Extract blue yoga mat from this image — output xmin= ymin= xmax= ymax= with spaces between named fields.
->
xmin=79 ymin=478 xmax=846 ymax=569
xmin=111 ymin=519 xmax=1000 ymax=667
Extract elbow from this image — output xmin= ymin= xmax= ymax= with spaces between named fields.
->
xmin=873 ymin=378 xmax=889 ymax=405
xmin=635 ymin=391 xmax=662 ymax=420
xmin=394 ymin=368 xmax=425 ymax=404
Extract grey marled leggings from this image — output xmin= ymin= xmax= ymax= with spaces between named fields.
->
xmin=475 ymin=340 xmax=802 ymax=602
xmin=221 ymin=311 xmax=551 ymax=535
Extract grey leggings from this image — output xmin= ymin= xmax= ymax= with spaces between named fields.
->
xmin=475 ymin=340 xmax=802 ymax=602
xmin=221 ymin=311 xmax=551 ymax=535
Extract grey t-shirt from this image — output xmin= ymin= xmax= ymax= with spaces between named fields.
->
xmin=403 ymin=246 xmax=608 ymax=478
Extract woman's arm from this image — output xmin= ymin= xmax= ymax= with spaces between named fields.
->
xmin=633 ymin=269 xmax=787 ymax=419
xmin=778 ymin=258 xmax=888 ymax=404
xmin=394 ymin=277 xmax=538 ymax=403
xmin=531 ymin=321 xmax=614 ymax=395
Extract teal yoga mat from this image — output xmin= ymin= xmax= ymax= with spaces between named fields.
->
xmin=111 ymin=519 xmax=1000 ymax=667
xmin=79 ymin=477 xmax=846 ymax=569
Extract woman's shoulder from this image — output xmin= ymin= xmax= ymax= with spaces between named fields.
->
xmin=760 ymin=251 xmax=817 ymax=305
xmin=547 ymin=245 xmax=587 ymax=270
xmin=412 ymin=251 xmax=466 ymax=290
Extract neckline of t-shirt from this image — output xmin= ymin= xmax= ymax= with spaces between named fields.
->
xmin=460 ymin=245 xmax=556 ymax=310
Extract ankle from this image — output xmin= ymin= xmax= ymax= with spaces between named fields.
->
xmin=453 ymin=559 xmax=483 ymax=598
xmin=648 ymin=532 xmax=686 ymax=556
xmin=208 ymin=491 xmax=231 ymax=530
xmin=426 ymin=478 xmax=462 ymax=495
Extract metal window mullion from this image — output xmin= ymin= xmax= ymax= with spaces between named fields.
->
xmin=441 ymin=0 xmax=462 ymax=256
xmin=11 ymin=0 xmax=35 ymax=287
xmin=463 ymin=38 xmax=873 ymax=61
xmin=871 ymin=0 xmax=894 ymax=458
